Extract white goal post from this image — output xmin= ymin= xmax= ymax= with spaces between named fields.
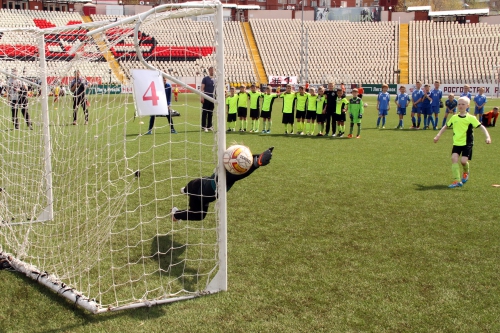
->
xmin=0 ymin=1 xmax=227 ymax=314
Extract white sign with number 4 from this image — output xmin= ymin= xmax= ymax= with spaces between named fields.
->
xmin=131 ymin=69 xmax=169 ymax=116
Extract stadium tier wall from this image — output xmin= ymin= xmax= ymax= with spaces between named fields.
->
xmin=0 ymin=8 xmax=499 ymax=88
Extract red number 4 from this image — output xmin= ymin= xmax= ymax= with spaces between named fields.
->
xmin=142 ymin=81 xmax=159 ymax=106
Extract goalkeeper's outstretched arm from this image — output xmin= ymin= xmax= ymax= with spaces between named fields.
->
xmin=172 ymin=147 xmax=274 ymax=221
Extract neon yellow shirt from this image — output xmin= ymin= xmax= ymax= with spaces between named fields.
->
xmin=316 ymin=95 xmax=326 ymax=115
xmin=307 ymin=94 xmax=318 ymax=111
xmin=279 ymin=92 xmax=296 ymax=114
xmin=295 ymin=92 xmax=309 ymax=111
xmin=248 ymin=91 xmax=262 ymax=109
xmin=237 ymin=92 xmax=249 ymax=108
xmin=446 ymin=113 xmax=481 ymax=146
xmin=226 ymin=95 xmax=238 ymax=114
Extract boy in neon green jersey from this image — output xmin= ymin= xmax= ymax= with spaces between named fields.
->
xmin=434 ymin=96 xmax=491 ymax=188
xmin=295 ymin=86 xmax=309 ymax=135
xmin=333 ymin=88 xmax=349 ymax=137
xmin=225 ymin=87 xmax=238 ymax=132
xmin=278 ymin=84 xmax=296 ymax=134
xmin=315 ymin=87 xmax=327 ymax=136
xmin=237 ymin=85 xmax=249 ymax=131
xmin=248 ymin=84 xmax=263 ymax=133
xmin=305 ymin=87 xmax=318 ymax=135
xmin=347 ymin=88 xmax=364 ymax=138
xmin=260 ymin=86 xmax=279 ymax=133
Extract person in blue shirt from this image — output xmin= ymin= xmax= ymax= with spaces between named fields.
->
xmin=460 ymin=85 xmax=472 ymax=112
xmin=410 ymin=81 xmax=424 ymax=129
xmin=395 ymin=85 xmax=410 ymax=129
xmin=430 ymin=80 xmax=443 ymax=130
xmin=442 ymin=93 xmax=457 ymax=128
xmin=473 ymin=87 xmax=487 ymax=122
xmin=145 ymin=77 xmax=177 ymax=135
xmin=421 ymin=84 xmax=433 ymax=129
xmin=376 ymin=84 xmax=390 ymax=129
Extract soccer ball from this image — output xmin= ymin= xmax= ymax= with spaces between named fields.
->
xmin=363 ymin=103 xmax=368 ymax=107
xmin=223 ymin=145 xmax=253 ymax=175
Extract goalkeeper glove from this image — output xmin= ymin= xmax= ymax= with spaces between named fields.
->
xmin=349 ymin=114 xmax=353 ymax=120
xmin=358 ymin=114 xmax=363 ymax=119
xmin=254 ymin=147 xmax=274 ymax=167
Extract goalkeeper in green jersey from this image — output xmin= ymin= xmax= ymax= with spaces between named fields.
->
xmin=248 ymin=84 xmax=263 ymax=133
xmin=172 ymin=147 xmax=274 ymax=221
xmin=295 ymin=86 xmax=309 ymax=135
xmin=347 ymin=88 xmax=364 ymax=138
xmin=260 ymin=86 xmax=279 ymax=133
xmin=434 ymin=96 xmax=491 ymax=188
xmin=278 ymin=84 xmax=297 ymax=134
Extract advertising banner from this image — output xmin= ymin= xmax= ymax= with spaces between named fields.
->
xmin=315 ymin=7 xmax=382 ymax=22
xmin=268 ymin=76 xmax=298 ymax=85
xmin=402 ymin=83 xmax=499 ymax=98
xmin=86 ymin=84 xmax=122 ymax=95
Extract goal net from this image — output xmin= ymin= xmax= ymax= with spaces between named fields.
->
xmin=0 ymin=1 xmax=227 ymax=313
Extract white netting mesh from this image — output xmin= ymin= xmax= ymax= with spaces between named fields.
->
xmin=0 ymin=2 xmax=225 ymax=312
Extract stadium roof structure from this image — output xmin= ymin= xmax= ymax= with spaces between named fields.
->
xmin=406 ymin=6 xmax=489 ymax=17
xmin=220 ymin=4 xmax=260 ymax=9
xmin=428 ymin=8 xmax=490 ymax=17
xmin=406 ymin=6 xmax=431 ymax=12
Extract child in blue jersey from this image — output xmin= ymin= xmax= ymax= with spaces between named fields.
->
xmin=430 ymin=80 xmax=443 ymax=130
xmin=473 ymin=87 xmax=487 ymax=122
xmin=410 ymin=81 xmax=424 ymax=129
xmin=376 ymin=84 xmax=390 ymax=129
xmin=395 ymin=85 xmax=410 ymax=129
xmin=460 ymin=85 xmax=472 ymax=112
xmin=421 ymin=84 xmax=433 ymax=129
xmin=442 ymin=93 xmax=457 ymax=128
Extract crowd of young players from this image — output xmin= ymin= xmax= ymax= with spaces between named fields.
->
xmin=223 ymin=81 xmax=498 ymax=139
xmin=225 ymin=82 xmax=365 ymax=138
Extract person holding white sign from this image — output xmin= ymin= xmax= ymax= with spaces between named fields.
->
xmin=145 ymin=77 xmax=177 ymax=135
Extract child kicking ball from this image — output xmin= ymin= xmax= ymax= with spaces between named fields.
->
xmin=434 ymin=97 xmax=491 ymax=188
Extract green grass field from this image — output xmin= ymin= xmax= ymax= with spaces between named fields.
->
xmin=1 ymin=93 xmax=500 ymax=333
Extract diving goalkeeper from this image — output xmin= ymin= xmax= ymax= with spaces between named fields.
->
xmin=172 ymin=146 xmax=274 ymax=221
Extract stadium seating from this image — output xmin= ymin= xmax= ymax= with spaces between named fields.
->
xmin=409 ymin=21 xmax=500 ymax=85
xmin=250 ymin=19 xmax=400 ymax=85
xmin=0 ymin=8 xmax=499 ymax=87
xmin=91 ymin=15 xmax=257 ymax=86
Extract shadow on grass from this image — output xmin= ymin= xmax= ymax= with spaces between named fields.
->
xmin=414 ymin=183 xmax=454 ymax=191
xmin=150 ymin=234 xmax=202 ymax=293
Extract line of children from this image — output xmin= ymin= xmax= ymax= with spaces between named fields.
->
xmin=226 ymin=83 xmax=496 ymax=138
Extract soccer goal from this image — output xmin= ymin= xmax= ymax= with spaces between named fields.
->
xmin=0 ymin=1 xmax=227 ymax=314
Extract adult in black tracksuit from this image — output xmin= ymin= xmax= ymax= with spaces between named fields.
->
xmin=323 ymin=82 xmax=339 ymax=136
xmin=70 ymin=70 xmax=88 ymax=125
